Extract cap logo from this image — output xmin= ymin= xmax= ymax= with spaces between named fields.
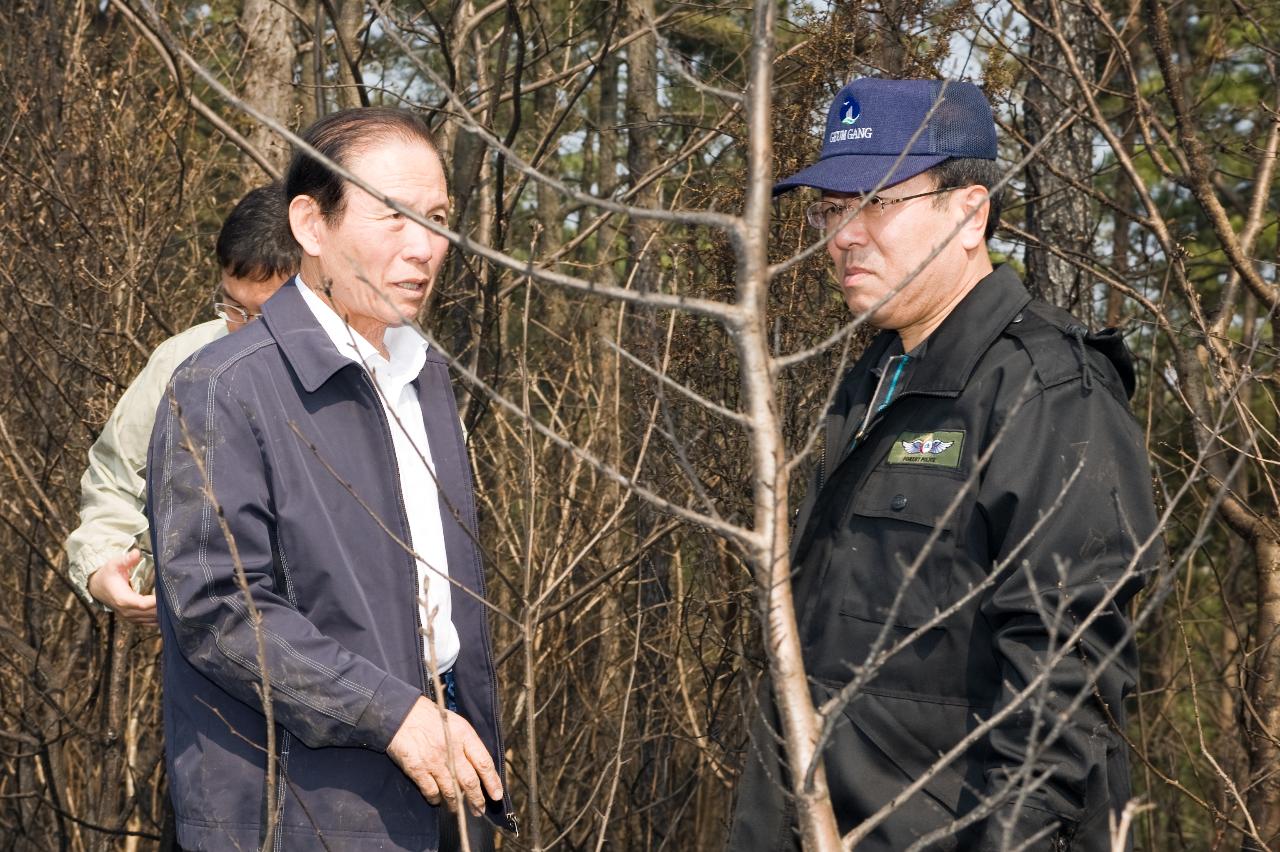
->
xmin=829 ymin=94 xmax=872 ymax=143
xmin=840 ymin=95 xmax=861 ymax=125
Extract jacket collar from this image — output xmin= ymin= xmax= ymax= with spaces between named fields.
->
xmin=262 ymin=278 xmax=448 ymax=393
xmin=261 ymin=277 xmax=361 ymax=392
xmin=886 ymin=263 xmax=1030 ymax=396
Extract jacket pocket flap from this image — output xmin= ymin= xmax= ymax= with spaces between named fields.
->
xmin=843 ymin=691 xmax=972 ymax=818
xmin=850 ymin=470 xmax=970 ymax=530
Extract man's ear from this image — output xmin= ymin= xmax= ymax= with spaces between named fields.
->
xmin=955 ymin=185 xmax=990 ymax=251
xmin=288 ymin=195 xmax=324 ymax=257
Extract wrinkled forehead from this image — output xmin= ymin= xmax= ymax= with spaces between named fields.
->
xmin=345 ymin=131 xmax=446 ymax=180
xmin=333 ymin=133 xmax=450 ymax=219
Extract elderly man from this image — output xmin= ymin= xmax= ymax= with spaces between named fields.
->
xmin=149 ymin=108 xmax=513 ymax=850
xmin=65 ymin=184 xmax=297 ymax=622
xmin=730 ymin=79 xmax=1159 ymax=850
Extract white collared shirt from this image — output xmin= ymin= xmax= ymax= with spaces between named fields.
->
xmin=296 ymin=277 xmax=460 ymax=674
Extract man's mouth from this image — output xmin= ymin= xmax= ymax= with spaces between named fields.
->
xmin=395 ymin=280 xmax=428 ymax=293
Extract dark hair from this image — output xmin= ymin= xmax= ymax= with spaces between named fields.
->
xmin=926 ymin=157 xmax=1004 ymax=241
xmin=215 ymin=183 xmax=300 ymax=281
xmin=285 ymin=107 xmax=440 ymax=224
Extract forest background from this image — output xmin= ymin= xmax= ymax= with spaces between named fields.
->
xmin=1 ymin=0 xmax=1278 ymax=849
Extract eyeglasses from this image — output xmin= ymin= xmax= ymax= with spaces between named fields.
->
xmin=212 ymin=302 xmax=261 ymax=325
xmin=805 ymin=186 xmax=957 ymax=231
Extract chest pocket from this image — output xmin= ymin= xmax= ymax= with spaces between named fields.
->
xmin=838 ymin=469 xmax=974 ymax=631
xmin=847 ymin=468 xmax=970 ymax=531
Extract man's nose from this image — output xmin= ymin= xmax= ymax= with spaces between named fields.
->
xmin=830 ymin=209 xmax=870 ymax=249
xmin=402 ymin=218 xmax=436 ymax=263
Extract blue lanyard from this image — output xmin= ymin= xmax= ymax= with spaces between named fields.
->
xmin=851 ymin=354 xmax=910 ymax=452
xmin=878 ymin=355 xmax=910 ymax=412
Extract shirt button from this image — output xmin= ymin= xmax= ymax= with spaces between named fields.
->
xmin=890 ymin=494 xmax=908 ymax=511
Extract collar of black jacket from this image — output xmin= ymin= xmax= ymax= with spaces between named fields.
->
xmin=261 ymin=277 xmax=447 ymax=393
xmin=865 ymin=263 xmax=1031 ymax=397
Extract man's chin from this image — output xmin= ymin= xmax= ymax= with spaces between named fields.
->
xmin=844 ymin=299 xmax=887 ymax=326
xmin=387 ymin=307 xmax=426 ymax=328
xmin=385 ymin=294 xmax=428 ymax=325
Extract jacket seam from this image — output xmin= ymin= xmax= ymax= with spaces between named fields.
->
xmin=272 ymin=730 xmax=291 ymax=852
xmin=172 ymin=617 xmax=360 ymax=725
xmin=275 ymin=528 xmax=299 ymax=608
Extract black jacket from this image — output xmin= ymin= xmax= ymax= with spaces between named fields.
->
xmin=730 ymin=266 xmax=1159 ymax=851
xmin=148 ymin=279 xmax=515 ymax=850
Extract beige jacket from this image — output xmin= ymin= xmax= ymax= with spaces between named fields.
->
xmin=65 ymin=320 xmax=227 ymax=606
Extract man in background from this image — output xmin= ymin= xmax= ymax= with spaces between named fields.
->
xmin=64 ymin=184 xmax=298 ymax=622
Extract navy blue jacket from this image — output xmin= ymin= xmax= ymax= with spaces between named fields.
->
xmin=148 ymin=279 xmax=514 ymax=850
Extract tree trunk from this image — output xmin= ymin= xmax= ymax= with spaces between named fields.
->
xmin=533 ymin=48 xmax=563 ymax=288
xmin=624 ymin=0 xmax=659 ymax=292
xmin=621 ymin=8 xmax=657 ymax=320
xmin=738 ymin=0 xmax=840 ymax=848
xmin=594 ymin=44 xmax=621 ymax=287
xmin=1023 ymin=0 xmax=1097 ymax=314
xmin=240 ymin=0 xmax=296 ymax=178
xmin=1106 ymin=104 xmax=1134 ymax=327
xmin=331 ymin=0 xmax=364 ymax=109
xmin=1244 ymin=525 xmax=1280 ymax=850
xmin=622 ymin=2 xmax=674 ymax=842
xmin=873 ymin=0 xmax=910 ymax=76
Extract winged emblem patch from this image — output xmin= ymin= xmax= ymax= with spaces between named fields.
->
xmin=901 ymin=438 xmax=953 ymax=455
xmin=888 ymin=431 xmax=965 ymax=468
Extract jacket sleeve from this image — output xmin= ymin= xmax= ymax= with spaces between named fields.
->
xmin=148 ymin=356 xmax=422 ymax=751
xmin=973 ymin=376 xmax=1158 ymax=849
xmin=64 ymin=332 xmax=201 ymax=606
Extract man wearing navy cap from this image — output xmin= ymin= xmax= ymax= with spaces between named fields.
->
xmin=730 ymin=79 xmax=1159 ymax=850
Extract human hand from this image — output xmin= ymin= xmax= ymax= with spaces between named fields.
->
xmin=387 ymin=697 xmax=504 ymax=816
xmin=86 ymin=549 xmax=157 ymax=626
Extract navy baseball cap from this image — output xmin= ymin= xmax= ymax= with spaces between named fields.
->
xmin=774 ymin=78 xmax=997 ymax=196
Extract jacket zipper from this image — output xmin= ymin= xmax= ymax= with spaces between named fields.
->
xmin=853 ymin=353 xmax=910 ymax=448
xmin=798 ymin=354 xmax=910 ymax=648
xmin=817 ymin=439 xmax=827 ymax=491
